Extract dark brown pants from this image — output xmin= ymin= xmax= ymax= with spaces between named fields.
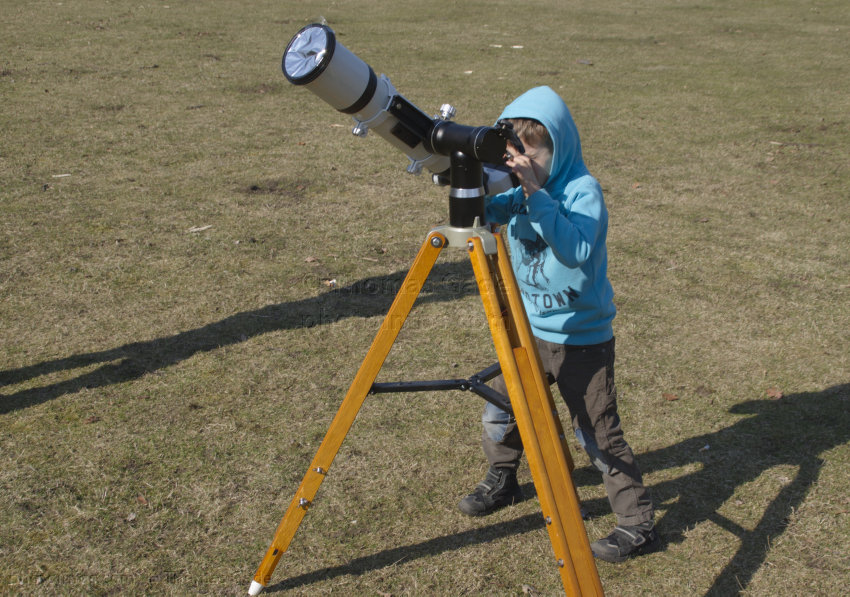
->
xmin=481 ymin=337 xmax=654 ymax=526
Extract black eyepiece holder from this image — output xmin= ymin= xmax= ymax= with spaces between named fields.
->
xmin=426 ymin=120 xmax=523 ymax=232
xmin=447 ymin=151 xmax=485 ymax=229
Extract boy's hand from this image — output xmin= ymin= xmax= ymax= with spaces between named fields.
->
xmin=505 ymin=142 xmax=544 ymax=198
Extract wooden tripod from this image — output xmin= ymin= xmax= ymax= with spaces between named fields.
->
xmin=248 ymin=225 xmax=604 ymax=596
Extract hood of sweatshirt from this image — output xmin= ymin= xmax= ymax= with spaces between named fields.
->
xmin=497 ymin=85 xmax=589 ymax=194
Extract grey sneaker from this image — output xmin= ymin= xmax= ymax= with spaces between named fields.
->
xmin=590 ymin=521 xmax=658 ymax=562
xmin=458 ymin=467 xmax=522 ymax=516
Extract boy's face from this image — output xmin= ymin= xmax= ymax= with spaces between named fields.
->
xmin=507 ymin=139 xmax=553 ymax=187
xmin=523 ymin=140 xmax=553 ymax=186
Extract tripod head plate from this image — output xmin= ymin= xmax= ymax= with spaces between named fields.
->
xmin=431 ymin=220 xmax=497 ymax=254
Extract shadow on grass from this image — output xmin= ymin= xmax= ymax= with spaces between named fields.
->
xmin=4 ymin=260 xmax=847 ymax=595
xmin=0 ymin=261 xmax=477 ymax=414
xmin=631 ymin=383 xmax=849 ymax=595
xmin=262 ymin=384 xmax=848 ymax=596
xmin=265 ymin=510 xmax=545 ymax=593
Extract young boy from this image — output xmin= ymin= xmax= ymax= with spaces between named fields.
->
xmin=458 ymin=86 xmax=657 ymax=562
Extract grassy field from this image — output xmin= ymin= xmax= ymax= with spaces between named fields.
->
xmin=2 ymin=0 xmax=848 ymax=595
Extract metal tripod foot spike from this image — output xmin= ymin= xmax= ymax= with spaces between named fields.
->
xmin=248 ymin=228 xmax=603 ymax=596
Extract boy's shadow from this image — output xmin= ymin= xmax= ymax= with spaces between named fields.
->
xmin=0 ymin=261 xmax=477 ymax=414
xmin=618 ymin=383 xmax=848 ymax=595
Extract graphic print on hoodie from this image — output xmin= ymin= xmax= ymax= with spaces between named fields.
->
xmin=517 ymin=232 xmax=550 ymax=290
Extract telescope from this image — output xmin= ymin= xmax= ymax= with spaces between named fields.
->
xmin=249 ymin=25 xmax=604 ymax=597
xmin=281 ymin=23 xmax=523 ymax=228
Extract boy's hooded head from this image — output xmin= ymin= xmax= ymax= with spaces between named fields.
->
xmin=497 ymin=86 xmax=587 ymax=192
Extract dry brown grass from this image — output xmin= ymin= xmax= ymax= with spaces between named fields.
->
xmin=2 ymin=1 xmax=848 ymax=595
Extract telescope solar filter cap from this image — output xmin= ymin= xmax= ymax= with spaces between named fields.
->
xmin=282 ymin=24 xmax=379 ymax=116
xmin=283 ymin=23 xmax=334 ymax=84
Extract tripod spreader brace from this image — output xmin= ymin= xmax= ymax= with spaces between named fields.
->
xmin=369 ymin=361 xmax=512 ymax=414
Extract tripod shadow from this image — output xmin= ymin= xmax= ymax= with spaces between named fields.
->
xmin=0 ymin=260 xmax=477 ymax=414
xmin=263 ymin=384 xmax=848 ymax=595
xmin=265 ymin=512 xmax=546 ymax=593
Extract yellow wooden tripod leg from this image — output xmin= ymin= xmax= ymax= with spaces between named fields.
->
xmin=467 ymin=237 xmax=580 ymax=595
xmin=491 ymin=234 xmax=602 ymax=595
xmin=492 ymin=234 xmax=574 ymax=473
xmin=468 ymin=235 xmax=604 ymax=597
xmin=248 ymin=231 xmax=446 ymax=595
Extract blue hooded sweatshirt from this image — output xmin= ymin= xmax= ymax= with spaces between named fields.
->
xmin=485 ymin=86 xmax=615 ymax=346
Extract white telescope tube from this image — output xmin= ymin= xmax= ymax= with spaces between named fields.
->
xmin=283 ymin=24 xmax=450 ymax=174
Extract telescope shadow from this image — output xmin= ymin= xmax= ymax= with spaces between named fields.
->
xmin=0 ymin=260 xmax=478 ymax=415
xmin=264 ymin=384 xmax=848 ymax=595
